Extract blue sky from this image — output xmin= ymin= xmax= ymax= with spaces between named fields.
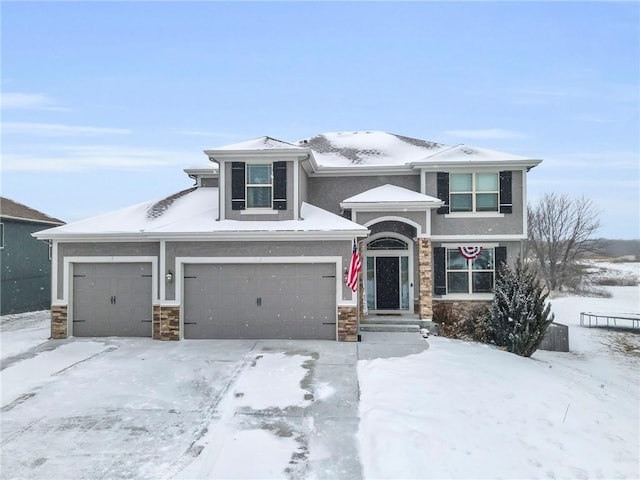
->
xmin=2 ymin=1 xmax=638 ymax=238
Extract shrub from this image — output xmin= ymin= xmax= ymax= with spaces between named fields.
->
xmin=491 ymin=258 xmax=555 ymax=357
xmin=433 ymin=303 xmax=492 ymax=343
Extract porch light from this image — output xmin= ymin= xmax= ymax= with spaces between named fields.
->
xmin=166 ymin=271 xmax=173 ymax=283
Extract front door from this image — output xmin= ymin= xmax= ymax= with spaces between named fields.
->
xmin=375 ymin=257 xmax=400 ymax=310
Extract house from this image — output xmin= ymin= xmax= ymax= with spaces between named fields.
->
xmin=1 ymin=197 xmax=65 ymax=315
xmin=34 ymin=131 xmax=541 ymax=341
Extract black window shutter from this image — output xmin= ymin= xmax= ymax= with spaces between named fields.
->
xmin=495 ymin=246 xmax=507 ymax=271
xmin=231 ymin=162 xmax=246 ymax=210
xmin=433 ymin=247 xmax=447 ymax=295
xmin=273 ymin=161 xmax=287 ymax=210
xmin=436 ymin=172 xmax=449 ymax=214
xmin=499 ymin=171 xmax=512 ymax=214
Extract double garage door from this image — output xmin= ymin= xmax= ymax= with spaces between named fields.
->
xmin=72 ymin=263 xmax=153 ymax=337
xmin=183 ymin=263 xmax=337 ymax=340
xmin=71 ymin=262 xmax=337 ymax=340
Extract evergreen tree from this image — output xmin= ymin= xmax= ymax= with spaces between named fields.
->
xmin=491 ymin=258 xmax=554 ymax=357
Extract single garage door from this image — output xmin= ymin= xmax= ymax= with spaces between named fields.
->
xmin=183 ymin=263 xmax=336 ymax=340
xmin=72 ymin=263 xmax=153 ymax=337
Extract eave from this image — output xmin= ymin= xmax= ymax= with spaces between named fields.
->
xmin=339 ymin=201 xmax=442 ymax=212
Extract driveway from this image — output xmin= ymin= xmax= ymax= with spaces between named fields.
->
xmin=0 ymin=332 xmax=426 ymax=479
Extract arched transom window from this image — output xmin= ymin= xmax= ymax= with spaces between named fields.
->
xmin=367 ymin=237 xmax=408 ymax=251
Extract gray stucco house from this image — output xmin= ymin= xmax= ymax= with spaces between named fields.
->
xmin=1 ymin=197 xmax=64 ymax=315
xmin=35 ymin=131 xmax=541 ymax=341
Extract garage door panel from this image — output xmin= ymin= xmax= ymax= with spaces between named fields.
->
xmin=73 ymin=263 xmax=152 ymax=338
xmin=183 ymin=263 xmax=336 ymax=340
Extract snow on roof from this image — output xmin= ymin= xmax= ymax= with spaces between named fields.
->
xmin=35 ymin=187 xmax=366 ymax=238
xmin=342 ymin=184 xmax=441 ymax=204
xmin=297 ymin=131 xmax=448 ymax=167
xmin=419 ymin=144 xmax=530 ymax=163
xmin=214 ymin=136 xmax=305 ymax=151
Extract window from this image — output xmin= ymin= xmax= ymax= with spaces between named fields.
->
xmin=367 ymin=237 xmax=408 ymax=250
xmin=0 ymin=222 xmax=4 ymax=249
xmin=246 ymin=164 xmax=272 ymax=209
xmin=446 ymin=248 xmax=495 ymax=294
xmin=449 ymin=173 xmax=499 ymax=213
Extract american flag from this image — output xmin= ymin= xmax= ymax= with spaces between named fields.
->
xmin=346 ymin=240 xmax=362 ymax=292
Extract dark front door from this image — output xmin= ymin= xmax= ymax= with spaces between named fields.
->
xmin=375 ymin=257 xmax=399 ymax=310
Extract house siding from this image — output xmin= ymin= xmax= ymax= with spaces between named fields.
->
xmin=426 ymin=170 xmax=524 ymax=236
xmin=1 ymin=219 xmax=53 ymax=314
xmin=223 ymin=161 xmax=295 ymax=221
xmin=307 ymin=174 xmax=421 ymax=217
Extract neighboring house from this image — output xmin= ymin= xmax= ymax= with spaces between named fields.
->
xmin=35 ymin=131 xmax=541 ymax=341
xmin=1 ymin=197 xmax=64 ymax=315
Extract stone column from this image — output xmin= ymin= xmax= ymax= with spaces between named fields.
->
xmin=337 ymin=306 xmax=358 ymax=342
xmin=417 ymin=238 xmax=433 ymax=319
xmin=51 ymin=305 xmax=68 ymax=339
xmin=153 ymin=305 xmax=181 ymax=341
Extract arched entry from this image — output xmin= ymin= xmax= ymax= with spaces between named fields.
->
xmin=364 ymin=232 xmax=413 ymax=314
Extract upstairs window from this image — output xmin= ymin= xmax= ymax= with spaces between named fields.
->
xmin=450 ymin=173 xmax=498 ymax=212
xmin=246 ymin=164 xmax=272 ymax=209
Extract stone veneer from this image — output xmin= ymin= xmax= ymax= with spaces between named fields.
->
xmin=153 ymin=305 xmax=180 ymax=341
xmin=417 ymin=238 xmax=433 ymax=320
xmin=337 ymin=306 xmax=358 ymax=342
xmin=51 ymin=305 xmax=68 ymax=339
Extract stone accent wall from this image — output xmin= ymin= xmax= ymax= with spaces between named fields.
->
xmin=51 ymin=305 xmax=68 ymax=339
xmin=417 ymin=238 xmax=433 ymax=320
xmin=337 ymin=306 xmax=358 ymax=342
xmin=153 ymin=305 xmax=180 ymax=341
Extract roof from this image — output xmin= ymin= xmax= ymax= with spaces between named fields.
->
xmin=342 ymin=184 xmax=441 ymax=204
xmin=297 ymin=131 xmax=449 ymax=167
xmin=0 ymin=197 xmax=64 ymax=225
xmin=34 ymin=187 xmax=367 ymax=240
xmin=213 ymin=136 xmax=305 ymax=151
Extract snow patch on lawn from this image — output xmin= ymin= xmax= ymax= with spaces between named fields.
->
xmin=0 ymin=310 xmax=50 ymax=360
xmin=1 ymin=341 xmax=110 ymax=407
xmin=357 ymin=285 xmax=640 ymax=479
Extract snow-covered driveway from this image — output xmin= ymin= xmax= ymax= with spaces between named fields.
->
xmin=1 ymin=332 xmax=363 ymax=479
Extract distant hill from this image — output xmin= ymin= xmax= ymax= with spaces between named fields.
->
xmin=593 ymin=239 xmax=640 ymax=259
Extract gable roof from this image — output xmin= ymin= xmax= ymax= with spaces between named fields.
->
xmin=0 ymin=197 xmax=64 ymax=225
xmin=342 ymin=184 xmax=441 ymax=204
xmin=34 ymin=187 xmax=367 ymax=240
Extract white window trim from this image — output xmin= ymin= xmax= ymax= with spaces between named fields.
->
xmin=444 ymin=212 xmax=504 ymax=219
xmin=445 ymin=247 xmax=496 ymax=296
xmin=450 ymin=172 xmax=499 ymax=214
xmin=245 ymin=162 xmax=273 ymax=210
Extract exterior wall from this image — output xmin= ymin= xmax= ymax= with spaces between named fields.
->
xmin=164 ymin=240 xmax=353 ymax=301
xmin=337 ymin=306 xmax=357 ymax=342
xmin=153 ymin=305 xmax=180 ymax=341
xmin=298 ymin=163 xmax=308 ymax=217
xmin=1 ymin=219 xmax=54 ymax=314
xmin=56 ymin=242 xmax=159 ymax=300
xmin=308 ymin=174 xmax=420 ymax=216
xmin=417 ymin=239 xmax=433 ymax=319
xmin=51 ymin=304 xmax=68 ymax=339
xmin=223 ymin=161 xmax=295 ymax=221
xmin=355 ymin=210 xmax=427 ymax=233
xmin=426 ymin=169 xmax=524 ymax=236
xmin=200 ymin=177 xmax=219 ymax=187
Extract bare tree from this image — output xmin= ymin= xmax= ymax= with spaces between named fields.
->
xmin=527 ymin=193 xmax=601 ymax=291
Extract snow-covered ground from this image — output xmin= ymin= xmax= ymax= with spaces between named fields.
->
xmin=358 ymin=261 xmax=640 ymax=479
xmin=1 ymin=261 xmax=638 ymax=479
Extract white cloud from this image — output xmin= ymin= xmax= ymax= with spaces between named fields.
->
xmin=1 ymin=92 xmax=64 ymax=110
xmin=3 ymin=122 xmax=130 ymax=136
xmin=442 ymin=128 xmax=525 ymax=140
xmin=2 ymin=145 xmax=196 ymax=172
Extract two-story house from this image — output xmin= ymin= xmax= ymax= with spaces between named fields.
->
xmin=35 ymin=131 xmax=541 ymax=341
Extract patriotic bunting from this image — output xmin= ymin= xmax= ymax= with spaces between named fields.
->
xmin=458 ymin=246 xmax=483 ymax=260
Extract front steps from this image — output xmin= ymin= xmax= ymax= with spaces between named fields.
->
xmin=359 ymin=315 xmax=438 ymax=334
